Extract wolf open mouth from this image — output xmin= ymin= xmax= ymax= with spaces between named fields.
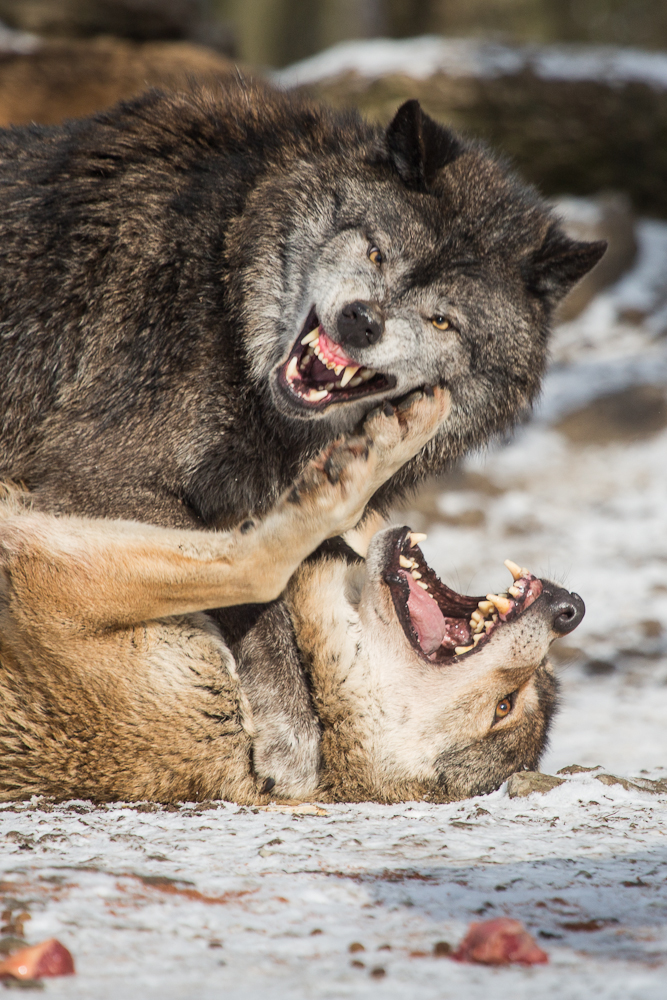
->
xmin=278 ymin=306 xmax=395 ymax=409
xmin=385 ymin=529 xmax=543 ymax=662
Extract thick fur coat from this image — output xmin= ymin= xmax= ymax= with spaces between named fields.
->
xmin=0 ymin=81 xmax=604 ymax=528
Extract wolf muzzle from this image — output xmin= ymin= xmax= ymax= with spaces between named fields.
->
xmin=337 ymin=300 xmax=384 ymax=349
xmin=541 ymin=585 xmax=585 ymax=635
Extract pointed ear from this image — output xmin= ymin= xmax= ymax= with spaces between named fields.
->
xmin=522 ymin=225 xmax=607 ymax=303
xmin=384 ymin=100 xmax=463 ymax=190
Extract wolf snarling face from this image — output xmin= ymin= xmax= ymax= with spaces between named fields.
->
xmin=234 ymin=100 xmax=604 ymax=501
xmin=277 ymin=526 xmax=582 ymax=803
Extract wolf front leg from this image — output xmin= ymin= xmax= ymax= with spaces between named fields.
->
xmin=0 ymin=430 xmax=389 ymax=638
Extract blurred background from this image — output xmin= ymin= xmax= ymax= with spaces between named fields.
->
xmin=3 ymin=1 xmax=667 ymax=64
xmin=0 ymin=0 xmax=666 ymax=769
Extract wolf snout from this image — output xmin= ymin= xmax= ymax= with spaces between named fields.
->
xmin=337 ymin=300 xmax=383 ymax=349
xmin=543 ymin=586 xmax=585 ymax=635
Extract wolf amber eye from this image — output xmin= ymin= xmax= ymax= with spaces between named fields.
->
xmin=494 ymin=697 xmax=512 ymax=720
xmin=368 ymin=245 xmax=383 ymax=265
xmin=431 ymin=315 xmax=450 ymax=331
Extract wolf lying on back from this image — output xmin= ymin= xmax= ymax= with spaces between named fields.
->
xmin=0 ymin=413 xmax=583 ymax=804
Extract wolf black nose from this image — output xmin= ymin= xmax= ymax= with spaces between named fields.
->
xmin=545 ymin=588 xmax=585 ymax=635
xmin=337 ymin=300 xmax=383 ymax=349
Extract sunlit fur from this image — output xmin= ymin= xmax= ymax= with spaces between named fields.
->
xmin=0 ymin=494 xmax=560 ymax=804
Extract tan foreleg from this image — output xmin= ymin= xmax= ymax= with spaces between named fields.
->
xmin=0 ymin=388 xmax=450 ymax=638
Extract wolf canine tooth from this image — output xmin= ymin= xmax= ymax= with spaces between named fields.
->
xmin=399 ymin=555 xmax=412 ymax=569
xmin=504 ymin=559 xmax=523 ymax=580
xmin=308 ymin=388 xmax=328 ymax=402
xmin=340 ymin=365 xmax=360 ymax=388
xmin=286 ymin=356 xmax=299 ymax=381
xmin=301 ymin=329 xmax=318 ymax=346
xmin=487 ymin=593 xmax=512 ymax=615
xmin=455 ymin=644 xmax=474 ymax=655
xmin=408 ymin=532 xmax=427 ymax=547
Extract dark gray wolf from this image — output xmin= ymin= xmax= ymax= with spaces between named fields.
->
xmin=0 ymin=81 xmax=601 ymax=795
xmin=0 ymin=82 xmax=603 ymax=527
xmin=0 ymin=426 xmax=583 ymax=803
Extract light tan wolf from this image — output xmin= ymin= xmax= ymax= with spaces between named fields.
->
xmin=0 ymin=389 xmax=582 ymax=804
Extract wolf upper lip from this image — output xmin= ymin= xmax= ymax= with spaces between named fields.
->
xmin=278 ymin=306 xmax=395 ymax=409
xmin=385 ymin=532 xmax=543 ymax=662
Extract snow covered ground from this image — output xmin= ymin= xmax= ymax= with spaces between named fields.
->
xmin=1 ymin=214 xmax=666 ymax=996
xmin=274 ymin=34 xmax=667 ymax=91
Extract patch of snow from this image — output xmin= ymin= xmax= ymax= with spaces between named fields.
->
xmin=0 ymin=19 xmax=40 ymax=55
xmin=275 ymin=35 xmax=667 ymax=91
xmin=1 ymin=773 xmax=666 ymax=998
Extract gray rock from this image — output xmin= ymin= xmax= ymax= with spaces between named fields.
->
xmin=507 ymin=771 xmax=565 ymax=798
xmin=557 ymin=764 xmax=601 ymax=775
xmin=595 ymin=773 xmax=667 ymax=794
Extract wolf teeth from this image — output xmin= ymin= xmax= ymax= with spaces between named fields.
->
xmin=416 ymin=581 xmax=429 ymax=590
xmin=348 ymin=376 xmax=363 ymax=387
xmin=504 ymin=558 xmax=531 ymax=580
xmin=325 ymin=382 xmax=335 ymax=391
xmin=487 ymin=593 xmax=512 ymax=615
xmin=508 ymin=585 xmax=521 ymax=598
xmin=477 ymin=600 xmax=494 ymax=614
xmin=340 ymin=365 xmax=360 ymax=388
xmin=408 ymin=532 xmax=427 ymax=547
xmin=359 ymin=368 xmax=376 ymax=381
xmin=307 ymin=388 xmax=328 ymax=402
xmin=455 ymin=644 xmax=474 ymax=655
xmin=286 ymin=356 xmax=299 ymax=381
xmin=334 ymin=364 xmax=344 ymax=377
xmin=473 ymin=633 xmax=484 ymax=646
xmin=411 ymin=570 xmax=422 ymax=580
xmin=504 ymin=559 xmax=522 ymax=580
xmin=399 ymin=555 xmax=412 ymax=569
xmin=301 ymin=329 xmax=319 ymax=346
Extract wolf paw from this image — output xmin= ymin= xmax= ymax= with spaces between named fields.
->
xmin=283 ymin=433 xmax=388 ymax=538
xmin=363 ymin=384 xmax=451 ymax=480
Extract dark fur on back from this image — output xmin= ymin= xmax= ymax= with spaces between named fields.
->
xmin=0 ymin=80 xmax=604 ymax=529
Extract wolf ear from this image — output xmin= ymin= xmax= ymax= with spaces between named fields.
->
xmin=523 ymin=225 xmax=607 ymax=303
xmin=385 ymin=100 xmax=463 ymax=190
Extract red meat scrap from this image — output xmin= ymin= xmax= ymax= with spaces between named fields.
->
xmin=452 ymin=918 xmax=548 ymax=966
xmin=0 ymin=938 xmax=75 ymax=979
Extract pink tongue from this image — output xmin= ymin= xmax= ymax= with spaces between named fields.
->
xmin=401 ymin=570 xmax=447 ymax=655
